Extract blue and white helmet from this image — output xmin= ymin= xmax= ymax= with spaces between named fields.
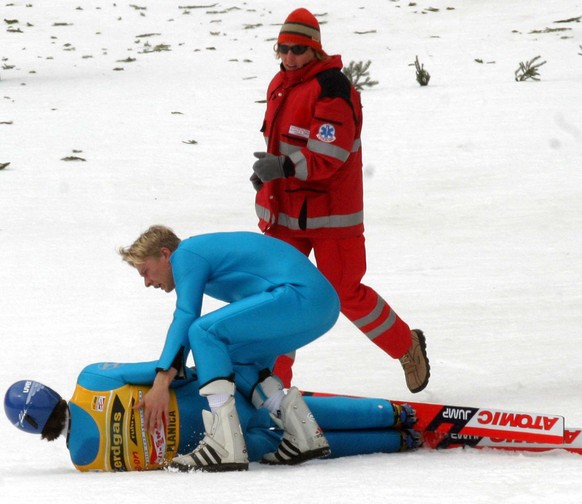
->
xmin=4 ymin=380 xmax=62 ymax=435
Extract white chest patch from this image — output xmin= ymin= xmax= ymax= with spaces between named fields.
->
xmin=288 ymin=125 xmax=310 ymax=138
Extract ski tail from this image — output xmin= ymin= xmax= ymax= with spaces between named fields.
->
xmin=392 ymin=400 xmax=564 ymax=444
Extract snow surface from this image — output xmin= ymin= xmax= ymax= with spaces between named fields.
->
xmin=2 ymin=1 xmax=582 ymax=502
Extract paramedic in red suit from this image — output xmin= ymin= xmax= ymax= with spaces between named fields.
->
xmin=250 ymin=8 xmax=430 ymax=393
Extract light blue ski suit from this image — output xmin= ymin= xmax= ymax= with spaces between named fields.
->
xmin=157 ymin=232 xmax=340 ymax=395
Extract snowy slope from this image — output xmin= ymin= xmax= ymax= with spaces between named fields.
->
xmin=1 ymin=1 xmax=582 ymax=502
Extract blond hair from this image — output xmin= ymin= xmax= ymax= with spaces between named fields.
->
xmin=118 ymin=225 xmax=181 ymax=266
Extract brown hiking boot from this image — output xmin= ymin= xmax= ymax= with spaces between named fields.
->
xmin=399 ymin=329 xmax=430 ymax=393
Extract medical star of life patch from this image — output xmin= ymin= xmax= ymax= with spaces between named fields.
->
xmin=316 ymin=123 xmax=336 ymax=143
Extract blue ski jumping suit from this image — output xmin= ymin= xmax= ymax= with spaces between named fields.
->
xmin=67 ymin=361 xmax=405 ymax=471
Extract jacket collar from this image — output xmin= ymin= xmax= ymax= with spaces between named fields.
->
xmin=278 ymin=54 xmax=344 ymax=86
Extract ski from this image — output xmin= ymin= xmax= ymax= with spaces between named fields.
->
xmin=421 ymin=428 xmax=582 ymax=455
xmin=304 ymin=392 xmax=573 ymax=452
xmin=391 ymin=399 xmax=564 ymax=444
xmin=302 ymin=392 xmax=565 ymax=444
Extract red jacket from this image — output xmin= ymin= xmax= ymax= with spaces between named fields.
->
xmin=256 ymin=55 xmax=364 ymax=239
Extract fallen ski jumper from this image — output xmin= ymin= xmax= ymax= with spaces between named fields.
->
xmin=4 ymin=361 xmax=421 ymax=472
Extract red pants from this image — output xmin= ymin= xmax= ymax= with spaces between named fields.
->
xmin=269 ymin=233 xmax=412 ymax=387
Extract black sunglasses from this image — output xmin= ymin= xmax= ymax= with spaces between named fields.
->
xmin=278 ymin=44 xmax=310 ymax=55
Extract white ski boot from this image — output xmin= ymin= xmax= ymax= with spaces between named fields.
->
xmin=170 ymin=384 xmax=248 ymax=472
xmin=262 ymin=386 xmax=330 ymax=465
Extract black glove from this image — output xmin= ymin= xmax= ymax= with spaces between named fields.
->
xmin=249 ymin=172 xmax=264 ymax=192
xmin=252 ymin=152 xmax=294 ymax=182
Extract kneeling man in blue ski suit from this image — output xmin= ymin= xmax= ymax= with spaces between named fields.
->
xmin=117 ymin=226 xmax=341 ymax=471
